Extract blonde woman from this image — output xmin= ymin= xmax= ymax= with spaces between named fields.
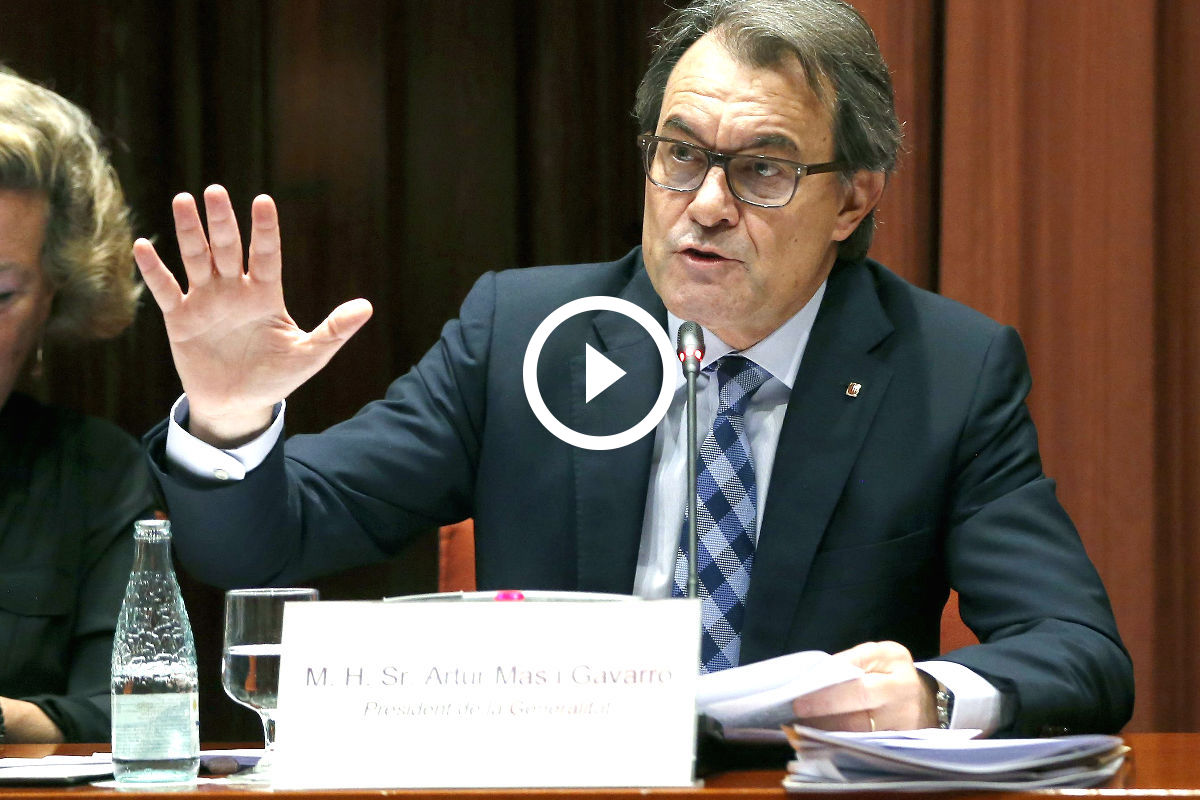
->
xmin=0 ymin=67 xmax=155 ymax=743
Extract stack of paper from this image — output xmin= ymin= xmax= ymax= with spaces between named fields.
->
xmin=0 ymin=750 xmax=264 ymax=786
xmin=0 ymin=754 xmax=112 ymax=785
xmin=783 ymin=726 xmax=1127 ymax=791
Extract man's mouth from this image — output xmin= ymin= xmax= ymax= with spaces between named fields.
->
xmin=679 ymin=247 xmax=735 ymax=263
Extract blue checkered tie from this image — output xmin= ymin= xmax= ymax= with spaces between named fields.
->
xmin=672 ymin=355 xmax=772 ymax=673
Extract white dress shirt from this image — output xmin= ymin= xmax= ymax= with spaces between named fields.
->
xmin=165 ymin=280 xmax=1001 ymax=733
xmin=632 ymin=291 xmax=822 ymax=599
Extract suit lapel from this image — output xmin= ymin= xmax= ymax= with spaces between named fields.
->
xmin=571 ymin=267 xmax=667 ymax=593
xmin=741 ymin=262 xmax=895 ymax=663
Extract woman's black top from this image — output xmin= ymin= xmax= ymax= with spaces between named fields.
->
xmin=0 ymin=393 xmax=156 ymax=741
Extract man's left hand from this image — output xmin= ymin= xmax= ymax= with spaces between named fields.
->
xmin=790 ymin=641 xmax=938 ymax=731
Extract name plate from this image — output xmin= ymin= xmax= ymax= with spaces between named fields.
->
xmin=272 ymin=598 xmax=701 ymax=788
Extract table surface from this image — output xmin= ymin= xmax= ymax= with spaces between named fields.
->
xmin=1 ymin=733 xmax=1197 ymax=799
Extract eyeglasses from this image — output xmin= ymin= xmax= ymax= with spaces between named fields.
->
xmin=637 ymin=134 xmax=845 ymax=209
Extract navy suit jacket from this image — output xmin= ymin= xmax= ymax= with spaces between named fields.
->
xmin=146 ymin=248 xmax=1133 ymax=736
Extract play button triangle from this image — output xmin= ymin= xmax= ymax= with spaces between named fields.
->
xmin=584 ymin=343 xmax=626 ymax=403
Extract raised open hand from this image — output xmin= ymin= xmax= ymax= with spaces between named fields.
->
xmin=134 ymin=185 xmax=373 ymax=446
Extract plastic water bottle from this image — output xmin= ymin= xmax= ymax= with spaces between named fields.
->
xmin=110 ymin=519 xmax=200 ymax=784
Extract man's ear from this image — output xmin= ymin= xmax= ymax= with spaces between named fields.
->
xmin=832 ymin=170 xmax=886 ymax=243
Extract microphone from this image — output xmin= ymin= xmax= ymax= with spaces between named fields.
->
xmin=676 ymin=321 xmax=705 ymax=599
xmin=677 ymin=320 xmax=704 ymax=377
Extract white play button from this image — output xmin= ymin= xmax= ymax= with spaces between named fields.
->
xmin=584 ymin=343 xmax=626 ymax=403
xmin=523 ymin=296 xmax=675 ymax=451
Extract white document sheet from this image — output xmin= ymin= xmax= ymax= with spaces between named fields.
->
xmin=0 ymin=754 xmax=112 ymax=785
xmin=697 ymin=650 xmax=863 ymax=732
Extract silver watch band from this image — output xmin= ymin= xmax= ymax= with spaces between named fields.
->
xmin=935 ymin=680 xmax=954 ymax=729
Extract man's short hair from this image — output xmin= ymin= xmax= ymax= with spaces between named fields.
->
xmin=635 ymin=0 xmax=901 ymax=262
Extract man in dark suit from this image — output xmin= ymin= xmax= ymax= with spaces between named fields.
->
xmin=136 ymin=0 xmax=1133 ymax=737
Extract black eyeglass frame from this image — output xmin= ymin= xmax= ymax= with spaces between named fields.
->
xmin=637 ymin=133 xmax=846 ymax=209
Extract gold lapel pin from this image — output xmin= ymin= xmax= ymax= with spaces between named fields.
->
xmin=845 ymin=382 xmax=862 ymax=398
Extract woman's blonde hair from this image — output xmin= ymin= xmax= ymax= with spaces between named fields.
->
xmin=0 ymin=67 xmax=140 ymax=340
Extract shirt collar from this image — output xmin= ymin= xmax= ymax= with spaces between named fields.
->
xmin=666 ymin=280 xmax=827 ymax=391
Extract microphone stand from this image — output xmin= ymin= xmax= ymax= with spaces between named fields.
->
xmin=685 ymin=367 xmax=699 ymax=599
xmin=676 ymin=321 xmax=705 ymax=600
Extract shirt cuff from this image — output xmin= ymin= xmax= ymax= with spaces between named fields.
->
xmin=164 ymin=394 xmax=285 ymax=482
xmin=916 ymin=660 xmax=1002 ymax=736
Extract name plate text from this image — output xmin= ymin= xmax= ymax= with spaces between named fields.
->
xmin=272 ymin=598 xmax=700 ymax=788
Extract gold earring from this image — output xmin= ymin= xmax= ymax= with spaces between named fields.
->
xmin=31 ymin=340 xmax=44 ymax=380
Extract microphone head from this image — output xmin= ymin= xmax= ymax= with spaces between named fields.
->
xmin=676 ymin=321 xmax=705 ymax=375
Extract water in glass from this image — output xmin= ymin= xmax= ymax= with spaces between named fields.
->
xmin=221 ymin=587 xmax=318 ymax=781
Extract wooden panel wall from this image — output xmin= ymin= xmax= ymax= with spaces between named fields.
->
xmin=850 ymin=0 xmax=940 ymax=290
xmin=939 ymin=0 xmax=1188 ymax=734
xmin=2 ymin=0 xmax=1196 ymax=735
xmin=1155 ymin=0 xmax=1200 ymax=734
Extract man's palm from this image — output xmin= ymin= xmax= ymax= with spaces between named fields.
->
xmin=134 ymin=186 xmax=372 ymax=445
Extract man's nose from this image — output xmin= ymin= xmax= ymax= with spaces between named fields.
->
xmin=686 ymin=164 xmax=740 ymax=228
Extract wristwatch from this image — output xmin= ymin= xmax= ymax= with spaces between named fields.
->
xmin=934 ymin=679 xmax=955 ymax=729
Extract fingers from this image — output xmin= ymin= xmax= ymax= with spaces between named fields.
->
xmin=203 ymin=185 xmax=245 ymax=279
xmin=792 ymin=642 xmax=927 ymax=732
xmin=172 ymin=192 xmax=215 ymax=288
xmin=291 ymin=299 xmax=374 ymax=377
xmin=835 ymin=640 xmax=914 ymax=672
xmin=132 ymin=238 xmax=184 ymax=314
xmin=792 ymin=676 xmax=870 ymax=720
xmin=799 ymin=708 xmax=876 ymax=733
xmin=311 ymin=299 xmax=374 ymax=348
xmin=169 ymin=186 xmax=282 ymax=290
xmin=248 ymin=194 xmax=283 ymax=284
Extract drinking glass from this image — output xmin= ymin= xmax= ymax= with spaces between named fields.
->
xmin=221 ymin=587 xmax=319 ymax=780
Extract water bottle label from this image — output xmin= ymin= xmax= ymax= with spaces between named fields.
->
xmin=111 ymin=692 xmax=200 ymax=760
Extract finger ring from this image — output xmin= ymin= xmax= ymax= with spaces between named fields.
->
xmin=867 ymin=711 xmax=876 ymax=733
